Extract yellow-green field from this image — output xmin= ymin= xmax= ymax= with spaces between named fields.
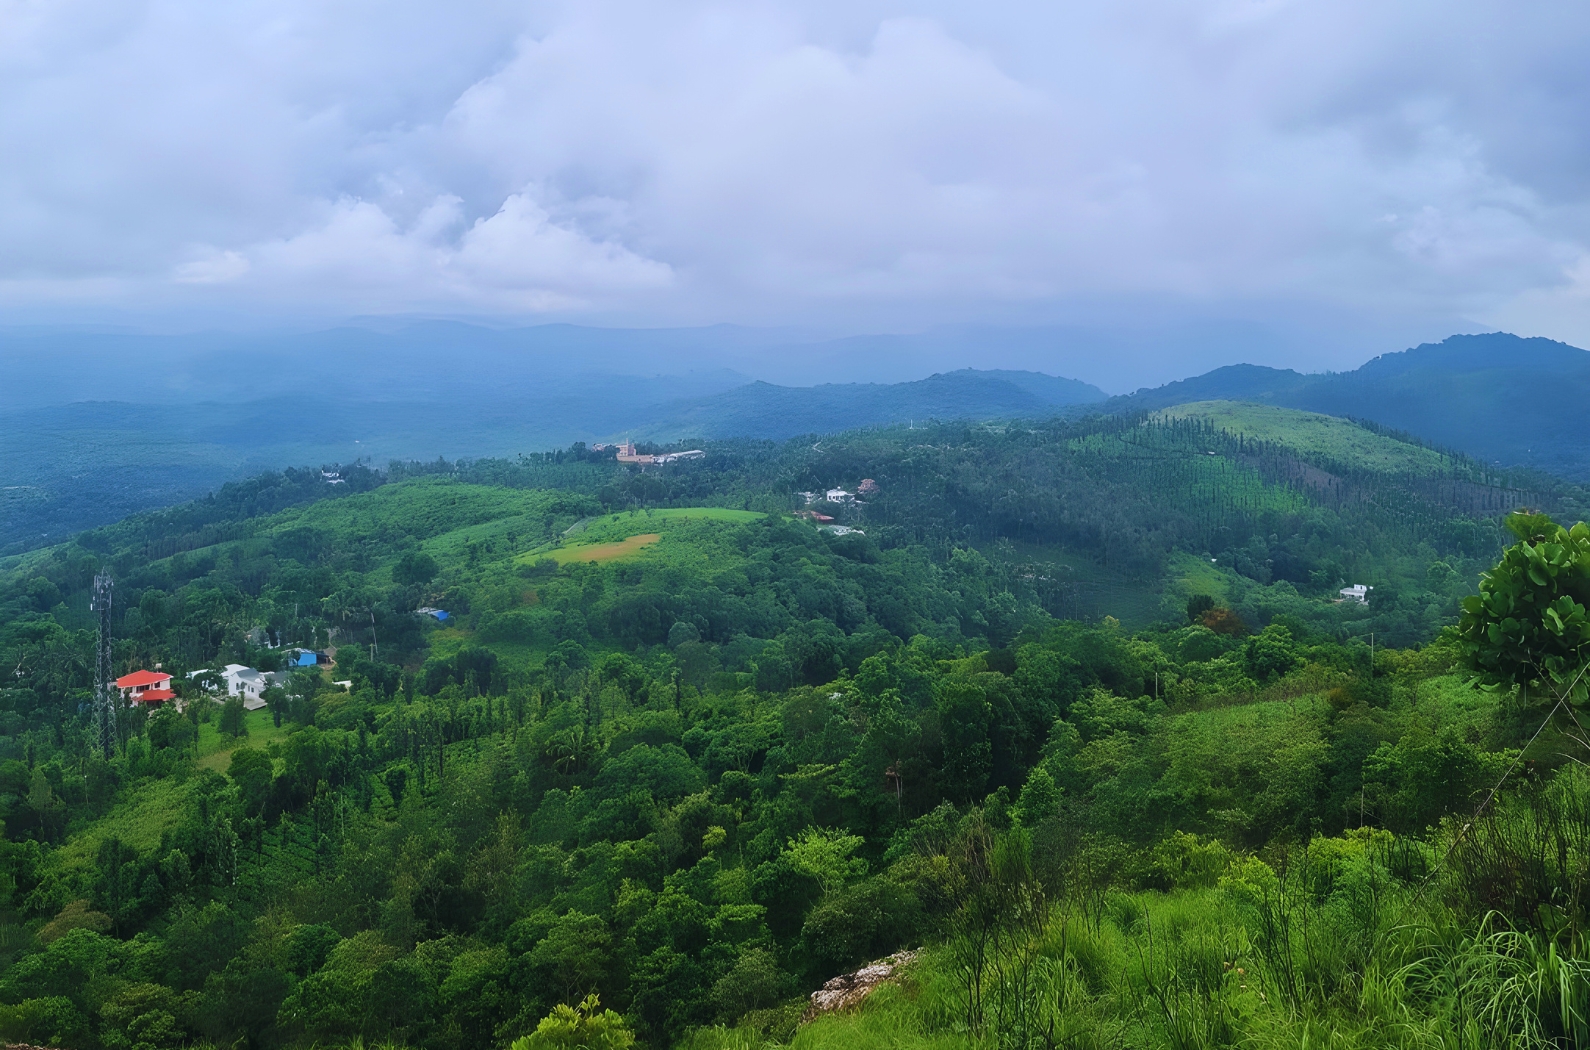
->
xmin=517 ymin=506 xmax=764 ymax=567
xmin=549 ymin=532 xmax=662 ymax=564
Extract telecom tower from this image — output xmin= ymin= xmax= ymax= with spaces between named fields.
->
xmin=90 ymin=573 xmax=116 ymax=759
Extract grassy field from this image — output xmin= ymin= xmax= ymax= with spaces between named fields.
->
xmin=196 ymin=708 xmax=292 ymax=771
xmin=1157 ymin=400 xmax=1451 ymax=474
xmin=519 ymin=506 xmax=764 ymax=567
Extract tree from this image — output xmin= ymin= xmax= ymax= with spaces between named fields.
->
xmin=1246 ymin=624 xmax=1302 ymax=682
xmin=228 ymin=747 xmax=273 ymax=817
xmin=784 ymin=827 xmax=867 ymax=896
xmin=528 ymin=912 xmax=611 ymax=1001
xmin=218 ymin=697 xmax=248 ymax=738
xmin=261 ymin=685 xmax=289 ymax=728
xmin=1458 ymin=512 xmax=1590 ymax=705
xmin=393 ymin=551 xmax=438 ymax=588
xmin=1013 ymin=765 xmax=1062 ymax=827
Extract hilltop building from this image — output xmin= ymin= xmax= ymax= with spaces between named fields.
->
xmin=614 ymin=441 xmax=705 ymax=466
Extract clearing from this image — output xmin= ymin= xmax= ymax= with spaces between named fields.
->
xmin=523 ymin=507 xmax=764 ymax=566
xmin=1155 ymin=401 xmax=1449 ymax=474
xmin=549 ymin=533 xmax=662 ymax=564
xmin=197 ymin=707 xmax=292 ymax=771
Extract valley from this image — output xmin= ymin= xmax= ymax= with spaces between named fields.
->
xmin=0 ymin=391 xmax=1585 ymax=1048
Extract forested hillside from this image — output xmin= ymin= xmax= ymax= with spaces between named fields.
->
xmin=0 ymin=405 xmax=1585 ymax=1050
xmin=1103 ymin=332 xmax=1590 ymax=481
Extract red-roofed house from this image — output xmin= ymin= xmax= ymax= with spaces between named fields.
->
xmin=116 ymin=670 xmax=175 ymax=704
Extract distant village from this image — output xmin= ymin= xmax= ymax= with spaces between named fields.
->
xmin=591 ymin=441 xmax=706 ymax=466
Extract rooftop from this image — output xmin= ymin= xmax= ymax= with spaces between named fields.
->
xmin=116 ymin=669 xmax=171 ymax=689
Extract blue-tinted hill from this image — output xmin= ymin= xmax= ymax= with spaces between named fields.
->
xmin=1100 ymin=333 xmax=1590 ymax=480
xmin=633 ymin=369 xmax=1106 ymax=441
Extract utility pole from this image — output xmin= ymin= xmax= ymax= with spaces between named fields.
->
xmin=90 ymin=573 xmax=116 ymax=759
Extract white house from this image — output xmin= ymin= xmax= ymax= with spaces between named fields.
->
xmin=1339 ymin=584 xmax=1373 ymax=605
xmin=824 ymin=488 xmax=855 ymax=504
xmin=220 ymin=664 xmax=284 ymax=710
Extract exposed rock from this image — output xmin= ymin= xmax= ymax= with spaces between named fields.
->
xmin=803 ymin=950 xmax=919 ymax=1020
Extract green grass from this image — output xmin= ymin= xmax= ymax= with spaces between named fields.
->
xmin=1157 ymin=401 xmax=1451 ymax=475
xmin=196 ymin=707 xmax=292 ymax=771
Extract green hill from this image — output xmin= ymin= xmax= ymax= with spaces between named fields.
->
xmin=0 ymin=406 xmax=1584 ymax=1049
xmin=1103 ymin=332 xmax=1590 ymax=481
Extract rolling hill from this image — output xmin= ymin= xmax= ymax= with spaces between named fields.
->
xmin=0 ymin=367 xmax=1102 ymax=555
xmin=1101 ymin=332 xmax=1590 ymax=480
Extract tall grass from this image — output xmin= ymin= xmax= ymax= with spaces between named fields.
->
xmin=712 ymin=846 xmax=1589 ymax=1049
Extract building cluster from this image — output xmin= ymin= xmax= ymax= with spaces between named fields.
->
xmin=116 ymin=643 xmax=332 ymax=713
xmin=793 ymin=479 xmax=877 ymax=537
xmin=593 ymin=441 xmax=706 ymax=466
xmin=797 ymin=479 xmax=878 ymax=508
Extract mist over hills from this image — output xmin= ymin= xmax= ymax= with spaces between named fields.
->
xmin=631 ymin=370 xmax=1106 ymax=442
xmin=0 ymin=358 xmax=1104 ymax=554
xmin=3 ymin=324 xmax=1588 ymax=556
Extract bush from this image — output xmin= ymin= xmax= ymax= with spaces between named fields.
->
xmin=510 ymin=994 xmax=635 ymax=1050
xmin=711 ymin=948 xmax=789 ymax=1021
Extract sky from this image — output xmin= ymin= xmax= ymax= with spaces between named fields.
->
xmin=3 ymin=0 xmax=1590 ymax=385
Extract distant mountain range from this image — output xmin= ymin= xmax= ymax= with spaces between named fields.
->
xmin=0 ymin=365 xmax=1105 ymax=554
xmin=623 ymin=332 xmax=1590 ymax=480
xmin=631 ymin=369 xmax=1106 ymax=441
xmin=1094 ymin=333 xmax=1590 ymax=478
xmin=4 ymin=326 xmax=1590 ymax=555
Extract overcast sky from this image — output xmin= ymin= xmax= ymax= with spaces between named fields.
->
xmin=3 ymin=0 xmax=1589 ymax=380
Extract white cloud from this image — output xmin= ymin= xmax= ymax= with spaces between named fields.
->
xmin=1 ymin=0 xmax=1589 ymax=368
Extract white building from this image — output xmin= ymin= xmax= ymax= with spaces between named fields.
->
xmin=1339 ymin=584 xmax=1373 ymax=605
xmin=825 ymin=488 xmax=855 ymax=504
xmin=220 ymin=664 xmax=284 ymax=710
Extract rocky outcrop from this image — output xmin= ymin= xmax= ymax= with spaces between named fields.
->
xmin=803 ymin=950 xmax=919 ymax=1020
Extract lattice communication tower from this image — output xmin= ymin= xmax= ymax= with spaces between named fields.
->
xmin=90 ymin=573 xmax=116 ymax=759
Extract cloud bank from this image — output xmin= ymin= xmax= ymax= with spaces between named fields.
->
xmin=3 ymin=0 xmax=1589 ymax=369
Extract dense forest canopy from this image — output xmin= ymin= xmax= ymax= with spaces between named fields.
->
xmin=0 ymin=403 xmax=1585 ymax=1050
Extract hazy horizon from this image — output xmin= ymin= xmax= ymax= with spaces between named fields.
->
xmin=5 ymin=1 xmax=1590 ymax=385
